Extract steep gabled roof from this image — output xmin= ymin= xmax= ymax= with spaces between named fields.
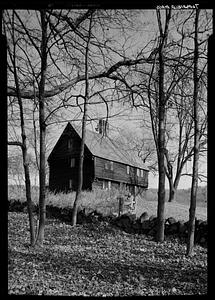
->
xmin=48 ymin=122 xmax=149 ymax=171
xmin=71 ymin=123 xmax=149 ymax=171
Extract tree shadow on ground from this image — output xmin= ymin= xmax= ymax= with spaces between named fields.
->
xmin=9 ymin=246 xmax=207 ymax=293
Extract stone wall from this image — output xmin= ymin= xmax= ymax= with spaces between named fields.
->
xmin=8 ymin=200 xmax=207 ymax=248
xmin=112 ymin=212 xmax=207 ymax=247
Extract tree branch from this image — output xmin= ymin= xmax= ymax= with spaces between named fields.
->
xmin=8 ymin=141 xmax=23 ymax=148
xmin=7 ymin=57 xmax=151 ymax=99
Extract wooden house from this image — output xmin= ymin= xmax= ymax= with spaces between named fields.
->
xmin=47 ymin=122 xmax=149 ymax=195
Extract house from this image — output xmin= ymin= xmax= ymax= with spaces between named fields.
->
xmin=47 ymin=121 xmax=149 ymax=195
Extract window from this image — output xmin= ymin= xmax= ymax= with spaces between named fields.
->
xmin=68 ymin=139 xmax=73 ymax=149
xmin=103 ymin=180 xmax=108 ymax=190
xmin=140 ymin=169 xmax=144 ymax=177
xmin=69 ymin=179 xmax=72 ymax=189
xmin=127 ymin=166 xmax=130 ymax=175
xmin=70 ymin=158 xmax=75 ymax=167
xmin=103 ymin=180 xmax=111 ymax=190
xmin=105 ymin=161 xmax=114 ymax=171
xmin=137 ymin=168 xmax=140 ymax=177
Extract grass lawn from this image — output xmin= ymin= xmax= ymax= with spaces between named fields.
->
xmin=136 ymin=198 xmax=207 ymax=221
xmin=8 ymin=212 xmax=207 ymax=296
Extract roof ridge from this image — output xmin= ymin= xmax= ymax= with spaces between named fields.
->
xmin=69 ymin=122 xmax=148 ymax=170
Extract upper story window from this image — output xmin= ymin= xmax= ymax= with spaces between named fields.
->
xmin=70 ymin=158 xmax=75 ymax=168
xmin=140 ymin=169 xmax=144 ymax=177
xmin=127 ymin=165 xmax=130 ymax=175
xmin=68 ymin=139 xmax=73 ymax=150
xmin=137 ymin=168 xmax=140 ymax=177
xmin=105 ymin=161 xmax=114 ymax=171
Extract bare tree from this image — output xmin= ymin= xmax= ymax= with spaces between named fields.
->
xmin=163 ymin=9 xmax=209 ymax=202
xmin=155 ymin=8 xmax=172 ymax=242
xmin=164 ymin=77 xmax=207 ymax=202
xmin=187 ymin=8 xmax=200 ymax=256
xmin=129 ymin=9 xmax=209 ymax=205
xmin=35 ymin=10 xmax=49 ymax=246
xmin=114 ymin=127 xmax=157 ymax=173
xmin=71 ymin=12 xmax=93 ymax=226
xmin=6 ymin=9 xmax=148 ymax=242
xmin=6 ymin=8 xmax=209 ymax=246
xmin=6 ymin=11 xmax=36 ymax=245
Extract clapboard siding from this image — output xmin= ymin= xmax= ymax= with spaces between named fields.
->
xmin=48 ymin=122 xmax=149 ymax=194
xmin=94 ymin=157 xmax=148 ymax=187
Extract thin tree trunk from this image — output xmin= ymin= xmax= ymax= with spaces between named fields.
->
xmin=167 ymin=171 xmax=180 ymax=202
xmin=167 ymin=177 xmax=175 ymax=202
xmin=187 ymin=8 xmax=200 ymax=256
xmin=35 ymin=10 xmax=48 ymax=246
xmin=71 ymin=98 xmax=88 ymax=225
xmin=71 ymin=13 xmax=93 ymax=226
xmin=23 ymin=149 xmax=36 ymax=245
xmin=36 ymin=123 xmax=46 ymax=245
xmin=9 ymin=14 xmax=36 ymax=245
xmin=8 ymin=146 xmax=35 ymax=246
xmin=8 ymin=111 xmax=36 ymax=247
xmin=156 ymin=105 xmax=166 ymax=241
xmin=164 ymin=149 xmax=176 ymax=203
xmin=156 ymin=8 xmax=171 ymax=242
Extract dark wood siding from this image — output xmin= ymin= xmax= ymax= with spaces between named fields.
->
xmin=49 ymin=124 xmax=94 ymax=192
xmin=49 ymin=156 xmax=94 ymax=192
xmin=48 ymin=125 xmax=83 ymax=161
xmin=48 ymin=123 xmax=148 ymax=193
xmin=94 ymin=157 xmax=148 ymax=188
xmin=92 ymin=178 xmax=147 ymax=196
xmin=92 ymin=178 xmax=121 ymax=190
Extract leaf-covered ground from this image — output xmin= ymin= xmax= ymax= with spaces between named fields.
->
xmin=8 ymin=212 xmax=207 ymax=296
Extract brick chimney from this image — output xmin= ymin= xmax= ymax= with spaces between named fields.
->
xmin=96 ymin=119 xmax=109 ymax=136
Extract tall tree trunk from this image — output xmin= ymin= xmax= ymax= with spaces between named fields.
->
xmin=187 ymin=8 xmax=200 ymax=256
xmin=156 ymin=8 xmax=171 ymax=242
xmin=156 ymin=98 xmax=166 ymax=241
xmin=9 ymin=14 xmax=36 ymax=245
xmin=13 ymin=78 xmax=35 ymax=247
xmin=71 ymin=112 xmax=87 ymax=226
xmin=71 ymin=13 xmax=93 ymax=226
xmin=35 ymin=10 xmax=48 ymax=246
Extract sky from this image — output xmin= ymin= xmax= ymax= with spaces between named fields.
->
xmin=7 ymin=9 xmax=209 ymax=190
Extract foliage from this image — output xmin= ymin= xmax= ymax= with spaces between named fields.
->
xmin=8 ymin=212 xmax=207 ymax=296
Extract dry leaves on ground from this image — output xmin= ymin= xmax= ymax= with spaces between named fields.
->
xmin=8 ymin=212 xmax=207 ymax=296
